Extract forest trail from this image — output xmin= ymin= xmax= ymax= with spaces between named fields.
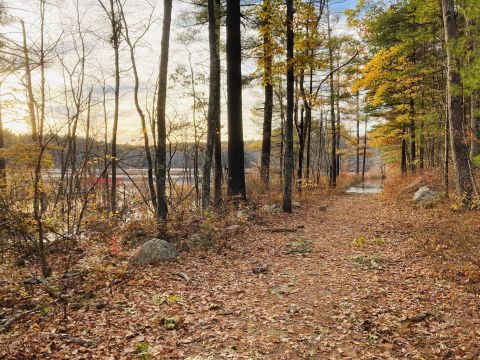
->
xmin=3 ymin=192 xmax=480 ymax=359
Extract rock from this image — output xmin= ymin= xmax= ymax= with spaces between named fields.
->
xmin=252 ymin=264 xmax=269 ymax=274
xmin=132 ymin=238 xmax=178 ymax=266
xmin=23 ymin=278 xmax=43 ymax=286
xmin=94 ymin=301 xmax=107 ymax=310
xmin=236 ymin=210 xmax=249 ymax=220
xmin=271 ymin=206 xmax=282 ymax=215
xmin=292 ymin=201 xmax=301 ymax=207
xmin=225 ymin=225 xmax=240 ymax=233
xmin=413 ymin=186 xmax=437 ymax=203
xmin=70 ymin=303 xmax=82 ymax=311
xmin=261 ymin=204 xmax=282 ymax=214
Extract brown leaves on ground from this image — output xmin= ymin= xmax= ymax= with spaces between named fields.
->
xmin=1 ymin=183 xmax=480 ymax=359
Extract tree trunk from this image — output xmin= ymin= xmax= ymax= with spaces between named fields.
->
xmin=297 ymin=105 xmax=305 ymax=188
xmin=471 ymin=92 xmax=480 ymax=158
xmin=362 ymin=115 xmax=368 ymax=182
xmin=305 ymin=67 xmax=314 ymax=181
xmin=419 ymin=123 xmax=425 ymax=170
xmin=277 ymin=80 xmax=285 ymax=185
xmin=316 ymin=106 xmax=324 ymax=184
xmin=401 ymin=126 xmax=407 ymax=175
xmin=107 ymin=0 xmax=120 ymax=212
xmin=156 ymin=0 xmax=172 ymax=230
xmin=327 ymin=6 xmax=336 ymax=188
xmin=356 ymin=91 xmax=360 ymax=175
xmin=226 ymin=0 xmax=246 ymax=200
xmin=213 ymin=106 xmax=223 ymax=206
xmin=444 ymin=98 xmax=450 ymax=197
xmin=298 ymin=70 xmax=312 ymax=188
xmin=335 ymin=54 xmax=341 ymax=177
xmin=21 ymin=20 xmax=37 ymax=141
xmin=213 ymin=0 xmax=223 ymax=208
xmin=283 ymin=0 xmax=294 ymax=213
xmin=305 ymin=105 xmax=312 ymax=180
xmin=441 ymin=0 xmax=476 ymax=200
xmin=293 ymin=77 xmax=299 ymax=183
xmin=0 ymin=92 xmax=5 ymax=187
xmin=33 ymin=146 xmax=49 ymax=277
xmin=102 ymin=85 xmax=110 ymax=208
xmin=260 ymin=0 xmax=273 ymax=187
xmin=120 ymin=6 xmax=157 ymax=211
xmin=202 ymin=0 xmax=221 ymax=209
xmin=409 ymin=98 xmax=416 ymax=173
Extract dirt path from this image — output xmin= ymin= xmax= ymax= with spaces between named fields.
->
xmin=2 ymin=192 xmax=480 ymax=359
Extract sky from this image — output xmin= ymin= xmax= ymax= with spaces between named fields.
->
xmin=0 ymin=0 xmax=360 ymax=144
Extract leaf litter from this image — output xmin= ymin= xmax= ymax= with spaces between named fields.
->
xmin=1 ymin=192 xmax=480 ymax=358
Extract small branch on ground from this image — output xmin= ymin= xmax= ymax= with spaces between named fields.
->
xmin=1 ymin=309 xmax=38 ymax=332
xmin=174 ymin=272 xmax=190 ymax=283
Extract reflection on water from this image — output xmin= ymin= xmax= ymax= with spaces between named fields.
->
xmin=346 ymin=181 xmax=383 ymax=194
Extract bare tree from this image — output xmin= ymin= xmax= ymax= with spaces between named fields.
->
xmin=98 ymin=0 xmax=121 ymax=211
xmin=283 ymin=0 xmax=294 ymax=212
xmin=21 ymin=20 xmax=37 ymax=141
xmin=156 ymin=0 xmax=173 ymax=232
xmin=362 ymin=114 xmax=367 ymax=182
xmin=118 ymin=1 xmax=157 ymax=211
xmin=260 ymin=0 xmax=273 ymax=187
xmin=327 ymin=3 xmax=336 ymax=188
xmin=202 ymin=0 xmax=221 ymax=209
xmin=212 ymin=0 xmax=223 ymax=208
xmin=0 ymin=90 xmax=5 ymax=187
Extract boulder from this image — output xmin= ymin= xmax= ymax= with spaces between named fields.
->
xmin=224 ymin=225 xmax=240 ymax=233
xmin=236 ymin=210 xmax=249 ymax=220
xmin=261 ymin=204 xmax=282 ymax=214
xmin=271 ymin=206 xmax=282 ymax=215
xmin=132 ymin=238 xmax=178 ymax=266
xmin=252 ymin=264 xmax=269 ymax=274
xmin=413 ymin=186 xmax=437 ymax=203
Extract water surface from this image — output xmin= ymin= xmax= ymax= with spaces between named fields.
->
xmin=346 ymin=182 xmax=383 ymax=194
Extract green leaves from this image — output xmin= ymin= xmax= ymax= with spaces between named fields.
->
xmin=286 ymin=237 xmax=312 ymax=254
xmin=135 ymin=342 xmax=152 ymax=360
xmin=152 ymin=293 xmax=181 ymax=305
xmin=352 ymin=236 xmax=367 ymax=247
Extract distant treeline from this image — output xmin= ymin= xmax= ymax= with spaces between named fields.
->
xmin=2 ymin=130 xmax=259 ymax=170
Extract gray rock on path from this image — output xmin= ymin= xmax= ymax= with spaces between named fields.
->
xmin=224 ymin=225 xmax=240 ymax=233
xmin=236 ymin=210 xmax=249 ymax=221
xmin=413 ymin=186 xmax=437 ymax=203
xmin=132 ymin=238 xmax=179 ymax=266
xmin=261 ymin=204 xmax=282 ymax=214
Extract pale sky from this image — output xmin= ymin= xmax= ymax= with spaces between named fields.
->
xmin=0 ymin=0 xmax=358 ymax=144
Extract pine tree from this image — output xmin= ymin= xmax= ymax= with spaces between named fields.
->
xmin=226 ymin=0 xmax=246 ymax=200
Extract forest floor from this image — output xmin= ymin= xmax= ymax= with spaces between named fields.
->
xmin=2 ymin=182 xmax=480 ymax=359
